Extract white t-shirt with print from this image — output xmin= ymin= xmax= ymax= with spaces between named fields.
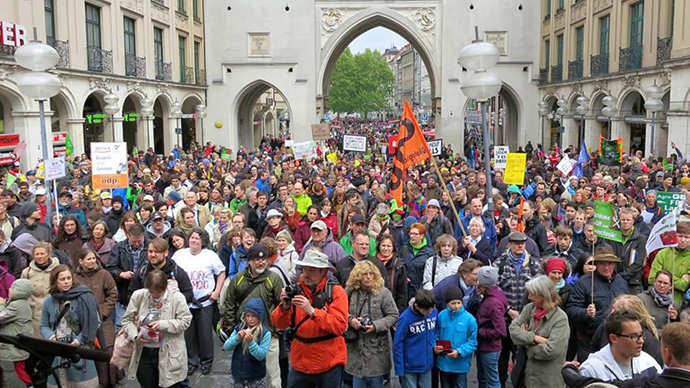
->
xmin=172 ymin=248 xmax=225 ymax=308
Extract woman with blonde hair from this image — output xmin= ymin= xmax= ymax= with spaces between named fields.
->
xmin=345 ymin=261 xmax=399 ymax=388
xmin=509 ymin=275 xmax=570 ymax=388
xmin=590 ymin=294 xmax=663 ymax=365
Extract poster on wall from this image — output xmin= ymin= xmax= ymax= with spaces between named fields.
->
xmin=91 ymin=142 xmax=129 ymax=189
xmin=343 ymin=134 xmax=367 ymax=152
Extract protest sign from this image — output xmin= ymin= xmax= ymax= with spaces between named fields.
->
xmin=593 ymin=201 xmax=623 ymax=242
xmin=657 ymin=192 xmax=686 ymax=214
xmin=326 ymin=152 xmax=338 ymax=164
xmin=311 ymin=124 xmax=331 ymax=141
xmin=494 ymin=146 xmax=509 ymax=169
xmin=343 ymin=134 xmax=367 ymax=152
xmin=91 ymin=143 xmax=129 ymax=189
xmin=45 ymin=156 xmax=66 ymax=181
xmin=503 ymin=153 xmax=527 ymax=185
xmin=646 ymin=210 xmax=678 ymax=254
xmin=285 ymin=140 xmax=295 ymax=147
xmin=427 ymin=139 xmax=443 ymax=156
xmin=292 ymin=141 xmax=318 ymax=160
xmin=556 ymin=155 xmax=573 ymax=175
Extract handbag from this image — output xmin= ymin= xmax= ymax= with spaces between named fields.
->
xmin=110 ymin=330 xmax=134 ymax=369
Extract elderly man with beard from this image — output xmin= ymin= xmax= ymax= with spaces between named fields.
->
xmin=222 ymin=244 xmax=284 ymax=388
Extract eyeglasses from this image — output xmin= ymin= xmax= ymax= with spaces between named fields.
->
xmin=616 ymin=332 xmax=644 ymax=342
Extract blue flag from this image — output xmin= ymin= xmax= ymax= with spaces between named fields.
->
xmin=573 ymin=139 xmax=590 ymax=178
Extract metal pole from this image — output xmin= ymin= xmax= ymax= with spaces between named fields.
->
xmin=481 ymin=101 xmax=494 ymax=213
xmin=38 ymin=99 xmax=54 ymax=223
xmin=540 ymin=115 xmax=544 ymax=149
xmin=201 ymin=118 xmax=204 ymax=146
xmin=651 ymin=111 xmax=656 ymax=157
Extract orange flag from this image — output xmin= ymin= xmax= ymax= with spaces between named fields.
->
xmin=390 ymin=100 xmax=432 ymax=207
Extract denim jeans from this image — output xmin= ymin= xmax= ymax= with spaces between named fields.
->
xmin=353 ymin=375 xmax=384 ymax=388
xmin=287 ymin=364 xmax=342 ymax=388
xmin=439 ymin=372 xmax=467 ymax=388
xmin=401 ymin=370 xmax=432 ymax=388
xmin=476 ymin=351 xmax=501 ymax=388
xmin=114 ymin=302 xmax=126 ymax=331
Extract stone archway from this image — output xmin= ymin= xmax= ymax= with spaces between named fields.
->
xmin=122 ymin=94 xmax=142 ymax=154
xmin=181 ymin=95 xmax=203 ymax=150
xmin=82 ymin=92 xmax=106 ymax=154
xmin=152 ymin=95 xmax=171 ymax=155
xmin=235 ymin=81 xmax=292 ymax=150
xmin=619 ymin=89 xmax=646 ymax=155
xmin=318 ymin=9 xmax=440 ymax=119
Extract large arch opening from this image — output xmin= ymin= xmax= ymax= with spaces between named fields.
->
xmin=462 ymin=86 xmax=521 ymax=150
xmin=82 ymin=93 xmax=106 ymax=154
xmin=236 ymin=81 xmax=291 ymax=150
xmin=590 ymin=92 xmax=610 ymax=139
xmin=152 ymin=95 xmax=170 ymax=155
xmin=181 ymin=96 xmax=202 ymax=150
xmin=122 ymin=95 xmax=141 ymax=154
xmin=0 ymin=85 xmax=25 ymax=136
xmin=319 ymin=13 xmax=439 ymax=122
xmin=620 ymin=90 xmax=646 ymax=155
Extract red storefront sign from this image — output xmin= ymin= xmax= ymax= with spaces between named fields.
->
xmin=0 ymin=21 xmax=28 ymax=47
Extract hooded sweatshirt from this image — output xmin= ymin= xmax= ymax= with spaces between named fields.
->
xmin=0 ymin=279 xmax=34 ymax=361
xmin=393 ymin=302 xmax=438 ymax=376
xmin=580 ymin=344 xmax=661 ymax=381
xmin=223 ymin=297 xmax=271 ymax=382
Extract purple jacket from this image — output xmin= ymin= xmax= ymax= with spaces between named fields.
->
xmin=476 ymin=286 xmax=508 ymax=352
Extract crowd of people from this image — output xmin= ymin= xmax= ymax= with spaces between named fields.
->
xmin=0 ymin=119 xmax=688 ymax=388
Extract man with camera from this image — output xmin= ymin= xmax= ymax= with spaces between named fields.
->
xmin=222 ymin=244 xmax=284 ymax=388
xmin=271 ymin=248 xmax=349 ymax=388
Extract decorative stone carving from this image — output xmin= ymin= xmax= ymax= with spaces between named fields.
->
xmin=321 ymin=9 xmax=343 ymax=32
xmin=151 ymin=2 xmax=169 ymax=25
xmin=593 ymin=79 xmax=609 ymax=92
xmin=121 ymin=0 xmax=143 ymax=15
xmin=0 ymin=65 xmax=16 ymax=81
xmin=127 ymin=81 xmax=143 ymax=94
xmin=88 ymin=77 xmax=111 ymax=92
xmin=248 ymin=33 xmax=270 ymax=57
xmin=593 ymin=0 xmax=613 ymax=14
xmin=623 ymin=74 xmax=641 ymax=89
xmin=412 ymin=8 xmax=436 ymax=31
xmin=485 ymin=32 xmax=507 ymax=55
xmin=175 ymin=11 xmax=188 ymax=30
xmin=570 ymin=0 xmax=587 ymax=23
xmin=545 ymin=86 xmax=558 ymax=96
xmin=156 ymin=83 xmax=170 ymax=95
xmin=572 ymin=82 xmax=583 ymax=95
xmin=554 ymin=9 xmax=566 ymax=30
xmin=657 ymin=70 xmax=672 ymax=89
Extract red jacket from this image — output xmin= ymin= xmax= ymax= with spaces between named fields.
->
xmin=271 ymin=276 xmax=348 ymax=374
xmin=321 ymin=212 xmax=339 ymax=240
xmin=294 ymin=217 xmax=314 ymax=254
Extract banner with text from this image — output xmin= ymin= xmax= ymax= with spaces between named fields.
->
xmin=503 ymin=152 xmax=527 ymax=185
xmin=494 ymin=146 xmax=509 ymax=169
xmin=343 ymin=134 xmax=367 ymax=152
xmin=91 ymin=142 xmax=129 ymax=189
xmin=311 ymin=124 xmax=331 ymax=141
xmin=427 ymin=139 xmax=443 ymax=156
xmin=593 ymin=201 xmax=623 ymax=242
xmin=292 ymin=141 xmax=318 ymax=160
xmin=657 ymin=192 xmax=687 ymax=214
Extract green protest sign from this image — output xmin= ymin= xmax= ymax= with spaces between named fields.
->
xmin=593 ymin=201 xmax=622 ymax=242
xmin=657 ymin=192 xmax=686 ymax=214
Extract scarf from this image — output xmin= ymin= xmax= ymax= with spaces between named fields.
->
xmin=377 ymin=252 xmax=393 ymax=265
xmin=533 ymin=307 xmax=548 ymax=328
xmin=125 ymin=243 xmax=144 ymax=270
xmin=91 ymin=238 xmax=105 ymax=252
xmin=410 ymin=237 xmax=428 ymax=255
xmin=508 ymin=250 xmax=525 ymax=276
xmin=51 ymin=285 xmax=101 ymax=344
xmin=219 ymin=220 xmax=229 ymax=235
xmin=650 ymin=286 xmax=673 ymax=307
xmin=555 ymin=278 xmax=566 ymax=291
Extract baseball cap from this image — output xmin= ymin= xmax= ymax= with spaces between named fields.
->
xmin=100 ymin=191 xmax=112 ymax=200
xmin=266 ymin=209 xmax=283 ymax=219
xmin=310 ymin=220 xmax=328 ymax=231
xmin=143 ymin=195 xmax=154 ymax=202
xmin=151 ymin=212 xmax=165 ymax=221
xmin=35 ymin=188 xmax=46 ymax=196
xmin=351 ymin=214 xmax=366 ymax=225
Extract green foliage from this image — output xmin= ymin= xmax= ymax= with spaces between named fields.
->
xmin=329 ymin=48 xmax=395 ymax=115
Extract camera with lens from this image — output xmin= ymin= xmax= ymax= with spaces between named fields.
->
xmin=56 ymin=335 xmax=75 ymax=344
xmin=357 ymin=317 xmax=373 ymax=333
xmin=285 ymin=284 xmax=302 ymax=299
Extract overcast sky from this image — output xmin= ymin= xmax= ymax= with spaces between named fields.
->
xmin=348 ymin=27 xmax=408 ymax=54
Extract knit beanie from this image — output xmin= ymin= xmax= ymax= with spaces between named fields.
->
xmin=477 ymin=266 xmax=499 ymax=288
xmin=444 ymin=286 xmax=464 ymax=304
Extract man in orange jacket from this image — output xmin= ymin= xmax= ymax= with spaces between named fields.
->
xmin=271 ymin=248 xmax=348 ymax=388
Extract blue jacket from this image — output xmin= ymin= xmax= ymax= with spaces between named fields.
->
xmin=224 ymin=298 xmax=272 ymax=382
xmin=228 ymin=245 xmax=249 ymax=279
xmin=455 ymin=214 xmax=497 ymax=254
xmin=435 ymin=305 xmax=478 ymax=373
xmin=393 ymin=306 xmax=438 ymax=376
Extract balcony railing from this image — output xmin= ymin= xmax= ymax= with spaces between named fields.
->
xmin=183 ymin=66 xmax=194 ymax=84
xmin=87 ymin=45 xmax=113 ymax=73
xmin=551 ymin=64 xmax=563 ymax=82
xmin=568 ymin=59 xmax=583 ymax=80
xmin=0 ymin=45 xmax=17 ymax=57
xmin=125 ymin=53 xmax=146 ymax=78
xmin=155 ymin=59 xmax=172 ymax=81
xmin=47 ymin=38 xmax=70 ymax=68
xmin=619 ymin=44 xmax=643 ymax=72
xmin=539 ymin=68 xmax=549 ymax=85
xmin=195 ymin=69 xmax=206 ymax=85
xmin=590 ymin=53 xmax=609 ymax=77
xmin=151 ymin=0 xmax=165 ymax=5
xmin=657 ymin=37 xmax=672 ymax=65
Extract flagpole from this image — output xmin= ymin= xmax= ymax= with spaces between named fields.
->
xmin=591 ymin=241 xmax=595 ymax=305
xmin=429 ymin=156 xmax=467 ymax=237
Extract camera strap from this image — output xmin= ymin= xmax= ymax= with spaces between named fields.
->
xmin=289 ymin=282 xmax=340 ymax=344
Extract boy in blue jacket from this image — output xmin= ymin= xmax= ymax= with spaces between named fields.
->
xmin=434 ymin=287 xmax=478 ymax=388
xmin=394 ymin=289 xmax=438 ymax=388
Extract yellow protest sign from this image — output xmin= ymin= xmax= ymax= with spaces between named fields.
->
xmin=503 ymin=152 xmax=527 ymax=186
xmin=326 ymin=152 xmax=338 ymax=164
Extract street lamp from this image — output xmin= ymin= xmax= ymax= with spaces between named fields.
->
xmin=575 ymin=96 xmax=589 ymax=146
xmin=196 ymin=104 xmax=207 ymax=146
xmin=459 ymin=27 xmax=502 ymax=215
xmin=644 ymin=84 xmax=663 ymax=157
xmin=555 ymin=97 xmax=566 ymax=147
xmin=14 ymin=39 xmax=62 ymax=204
xmin=140 ymin=97 xmax=154 ymax=151
xmin=171 ymin=101 xmax=182 ymax=149
xmin=538 ymin=101 xmax=549 ymax=150
xmin=103 ymin=92 xmax=120 ymax=142
xmin=602 ymin=94 xmax=618 ymax=139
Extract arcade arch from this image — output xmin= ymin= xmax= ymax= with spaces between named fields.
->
xmin=235 ymin=81 xmax=291 ymax=150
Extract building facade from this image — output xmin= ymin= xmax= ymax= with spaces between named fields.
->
xmin=0 ymin=0 xmax=207 ymax=169
xmin=387 ymin=44 xmax=432 ymax=122
xmin=538 ymin=0 xmax=690 ymax=158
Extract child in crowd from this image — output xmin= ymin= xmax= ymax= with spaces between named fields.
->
xmin=434 ymin=287 xmax=478 ymax=388
xmin=0 ymin=279 xmax=34 ymax=387
xmin=223 ymin=298 xmax=271 ymax=388
xmin=394 ymin=289 xmax=438 ymax=388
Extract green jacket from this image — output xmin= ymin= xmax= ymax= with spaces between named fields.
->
xmin=293 ymin=194 xmax=313 ymax=217
xmin=648 ymin=247 xmax=690 ymax=306
xmin=509 ymin=303 xmax=569 ymax=388
xmin=229 ymin=198 xmax=247 ymax=215
xmin=222 ymin=266 xmax=284 ymax=333
xmin=339 ymin=231 xmax=377 ymax=257
xmin=0 ymin=279 xmax=34 ymax=361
